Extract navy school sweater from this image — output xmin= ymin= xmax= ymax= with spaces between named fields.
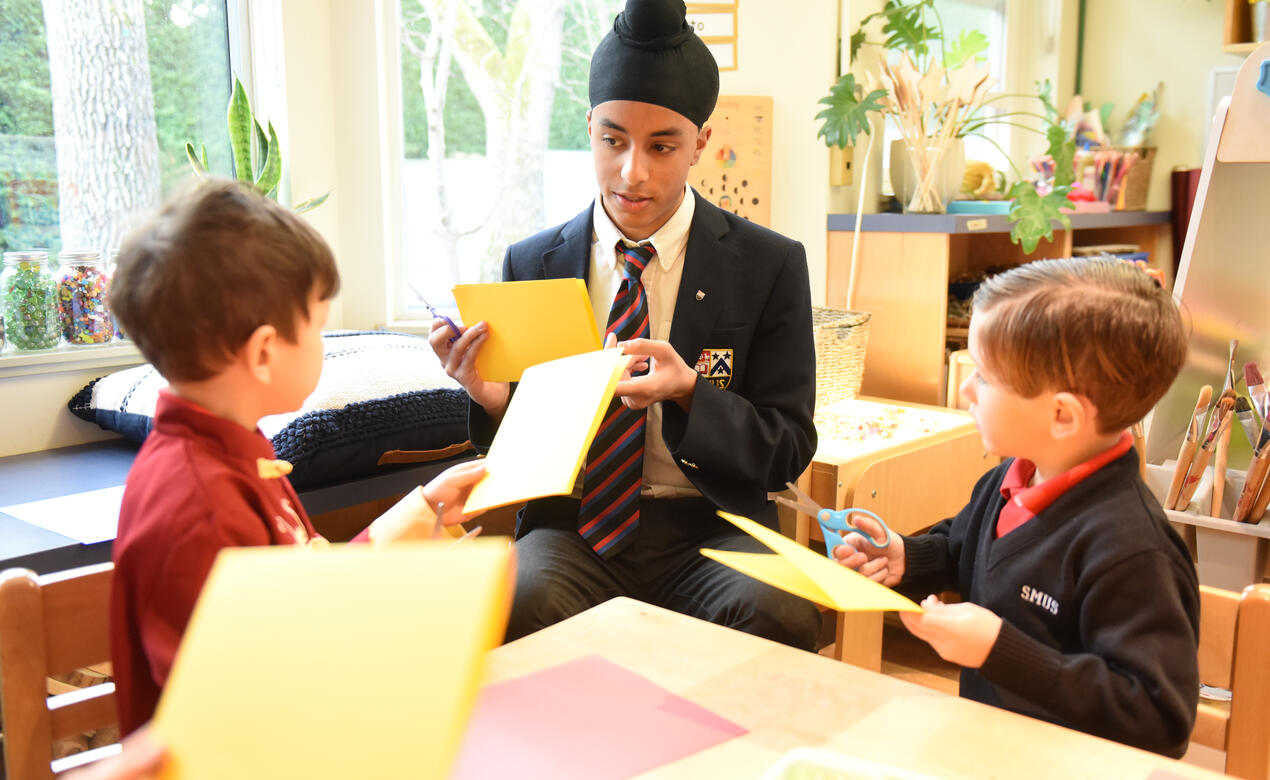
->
xmin=900 ymin=448 xmax=1199 ymax=757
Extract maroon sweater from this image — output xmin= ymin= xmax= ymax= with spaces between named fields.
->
xmin=110 ymin=391 xmax=322 ymax=734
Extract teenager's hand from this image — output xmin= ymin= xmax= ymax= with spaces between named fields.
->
xmin=612 ymin=338 xmax=697 ymax=411
xmin=900 ymin=595 xmax=1003 ymax=668
xmin=831 ymin=515 xmax=905 ymax=587
xmin=421 ymin=459 xmax=489 ymax=526
xmin=428 ymin=318 xmax=510 ymax=417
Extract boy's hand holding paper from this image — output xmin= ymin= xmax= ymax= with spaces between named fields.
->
xmin=701 ymin=512 xmax=921 ymax=613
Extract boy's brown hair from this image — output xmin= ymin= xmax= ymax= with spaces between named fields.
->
xmin=972 ymin=256 xmax=1187 ymax=433
xmin=110 ymin=179 xmax=340 ymax=382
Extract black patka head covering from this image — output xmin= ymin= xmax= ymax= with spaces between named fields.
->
xmin=588 ymin=0 xmax=719 ymax=128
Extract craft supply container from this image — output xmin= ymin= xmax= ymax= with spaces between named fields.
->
xmin=2 ymin=250 xmax=60 ymax=351
xmin=57 ymin=250 xmax=114 ymax=345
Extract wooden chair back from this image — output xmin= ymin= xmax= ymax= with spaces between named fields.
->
xmin=1193 ymin=582 xmax=1270 ymax=779
xmin=0 ymin=564 xmax=117 ymax=780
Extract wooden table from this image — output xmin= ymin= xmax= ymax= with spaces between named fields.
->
xmin=795 ymin=397 xmax=999 ymax=669
xmin=483 ymin=597 xmax=1219 ymax=779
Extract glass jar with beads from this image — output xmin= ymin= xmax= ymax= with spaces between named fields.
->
xmin=56 ymin=250 xmax=114 ymax=345
xmin=2 ymin=250 xmax=60 ymax=351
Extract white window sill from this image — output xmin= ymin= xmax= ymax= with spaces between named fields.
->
xmin=0 ymin=342 xmax=145 ymax=379
xmin=383 ymin=319 xmax=434 ymax=337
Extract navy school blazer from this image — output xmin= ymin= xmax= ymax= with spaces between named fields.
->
xmin=469 ymin=189 xmax=817 ymax=531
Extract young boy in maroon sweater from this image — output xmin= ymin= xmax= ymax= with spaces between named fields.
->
xmin=836 ymin=257 xmax=1199 ymax=756
xmin=107 ymin=179 xmax=487 ymax=734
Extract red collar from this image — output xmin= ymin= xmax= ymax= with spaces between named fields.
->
xmin=996 ymin=431 xmax=1134 ymax=538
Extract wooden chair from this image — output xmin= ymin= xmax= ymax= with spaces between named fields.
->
xmin=0 ymin=564 xmax=118 ymax=779
xmin=1192 ymin=583 xmax=1270 ymax=779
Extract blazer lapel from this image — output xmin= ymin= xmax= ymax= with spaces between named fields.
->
xmin=669 ymin=192 xmax=733 ymax=366
xmin=540 ymin=203 xmax=593 ymax=282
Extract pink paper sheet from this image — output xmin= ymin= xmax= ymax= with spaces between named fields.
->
xmin=451 ymin=653 xmax=747 ymax=779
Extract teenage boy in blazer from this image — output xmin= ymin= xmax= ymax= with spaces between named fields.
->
xmin=430 ymin=0 xmax=822 ymax=651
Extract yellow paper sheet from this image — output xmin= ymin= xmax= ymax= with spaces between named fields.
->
xmin=453 ymin=278 xmax=601 ymax=382
xmin=463 ymin=348 xmax=629 ymax=514
xmin=702 ymin=512 xmax=922 ymax=613
xmin=153 ymin=541 xmax=514 ymax=780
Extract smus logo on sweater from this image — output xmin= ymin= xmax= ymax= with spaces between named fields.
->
xmin=1020 ymin=585 xmax=1059 ymax=615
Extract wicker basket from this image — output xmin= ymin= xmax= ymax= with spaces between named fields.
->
xmin=812 ymin=307 xmax=871 ymax=411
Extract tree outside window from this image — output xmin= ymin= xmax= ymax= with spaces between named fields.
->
xmin=0 ymin=0 xmax=232 ymax=258
xmin=397 ymin=0 xmax=622 ymax=310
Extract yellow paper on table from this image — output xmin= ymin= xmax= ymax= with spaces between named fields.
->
xmin=463 ymin=347 xmax=629 ymax=514
xmin=453 ymin=278 xmax=602 ymax=382
xmin=701 ymin=511 xmax=922 ymax=613
xmin=153 ymin=541 xmax=514 ymax=780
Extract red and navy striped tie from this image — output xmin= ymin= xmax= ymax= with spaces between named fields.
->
xmin=579 ymin=242 xmax=654 ymax=558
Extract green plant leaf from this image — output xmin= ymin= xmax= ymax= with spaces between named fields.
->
xmin=1007 ymin=182 xmax=1072 ymax=254
xmin=185 ymin=142 xmax=206 ymax=176
xmin=815 ymin=73 xmax=887 ymax=149
xmin=294 ymin=191 xmax=331 ymax=213
xmin=227 ymin=76 xmax=254 ymax=184
xmin=1047 ymin=125 xmax=1076 ymax=187
xmin=1036 ymin=79 xmax=1057 ymax=122
xmin=253 ymin=119 xmax=269 ymax=180
xmin=849 ymin=28 xmax=868 ymax=64
xmin=881 ymin=0 xmax=939 ymax=60
xmin=256 ymin=122 xmax=282 ymax=198
xmin=1100 ymin=101 xmax=1115 ymax=132
xmin=199 ymin=143 xmax=209 ymax=171
xmin=944 ymin=29 xmax=988 ymax=69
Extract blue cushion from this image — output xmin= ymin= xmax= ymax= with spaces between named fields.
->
xmin=68 ymin=331 xmax=469 ymax=489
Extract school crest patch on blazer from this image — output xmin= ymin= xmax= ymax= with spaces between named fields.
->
xmin=695 ymin=348 xmax=733 ymax=389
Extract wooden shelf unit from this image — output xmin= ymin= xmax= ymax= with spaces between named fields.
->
xmin=825 ymin=211 xmax=1171 ymax=406
xmin=1224 ymin=0 xmax=1265 ymax=52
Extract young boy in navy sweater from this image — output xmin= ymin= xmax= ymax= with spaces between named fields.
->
xmin=107 ymin=179 xmax=488 ymax=734
xmin=836 ymin=256 xmax=1198 ymax=756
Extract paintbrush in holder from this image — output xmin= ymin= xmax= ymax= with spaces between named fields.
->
xmin=1166 ymin=384 xmax=1212 ymax=509
xmin=1175 ymin=395 xmax=1233 ymax=510
xmin=1233 ymin=414 xmax=1270 ymax=523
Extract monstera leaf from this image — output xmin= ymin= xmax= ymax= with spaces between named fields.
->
xmin=816 ymin=73 xmax=888 ymax=149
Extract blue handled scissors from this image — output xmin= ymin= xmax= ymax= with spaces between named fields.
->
xmin=408 ymin=284 xmax=460 ymax=345
xmin=774 ymin=480 xmax=892 ymax=558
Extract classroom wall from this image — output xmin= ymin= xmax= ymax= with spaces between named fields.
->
xmin=717 ymin=0 xmax=839 ymax=306
xmin=1079 ymin=0 xmax=1248 ymax=210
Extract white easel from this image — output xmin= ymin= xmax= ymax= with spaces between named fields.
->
xmin=1146 ymin=42 xmax=1270 ymax=590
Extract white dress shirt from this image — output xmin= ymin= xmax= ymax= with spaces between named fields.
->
xmin=589 ymin=185 xmax=699 ymax=496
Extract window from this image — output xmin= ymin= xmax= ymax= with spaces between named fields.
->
xmin=879 ymin=0 xmax=1009 ymax=196
xmin=0 ymin=0 xmax=235 ymax=258
xmin=394 ymin=0 xmax=624 ymax=319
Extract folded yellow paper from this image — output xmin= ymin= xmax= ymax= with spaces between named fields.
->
xmin=463 ymin=347 xmax=630 ymax=514
xmin=153 ymin=541 xmax=514 ymax=780
xmin=453 ymin=278 xmax=601 ymax=382
xmin=702 ymin=512 xmax=922 ymax=613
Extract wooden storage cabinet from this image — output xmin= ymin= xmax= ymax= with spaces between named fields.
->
xmin=825 ymin=211 xmax=1171 ymax=406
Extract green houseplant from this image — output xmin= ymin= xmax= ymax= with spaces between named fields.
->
xmin=817 ymin=0 xmax=1075 ymax=253
xmin=185 ymin=76 xmax=328 ymax=212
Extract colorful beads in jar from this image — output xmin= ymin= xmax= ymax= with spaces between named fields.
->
xmin=57 ymin=250 xmax=114 ymax=345
xmin=1 ymin=250 xmax=60 ymax=351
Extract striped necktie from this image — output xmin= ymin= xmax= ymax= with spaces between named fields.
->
xmin=578 ymin=242 xmax=654 ymax=558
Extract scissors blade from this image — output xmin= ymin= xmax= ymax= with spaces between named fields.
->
xmin=406 ymin=283 xmax=432 ymax=308
xmin=783 ymin=481 xmax=823 ymax=513
xmin=773 ymin=495 xmax=821 ymax=517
